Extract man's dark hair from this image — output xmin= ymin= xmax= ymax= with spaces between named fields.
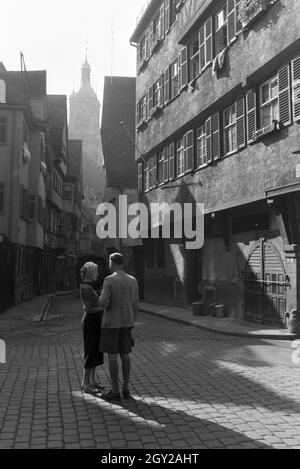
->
xmin=110 ymin=252 xmax=124 ymax=266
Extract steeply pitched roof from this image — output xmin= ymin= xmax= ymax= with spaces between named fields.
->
xmin=0 ymin=69 xmax=46 ymax=104
xmin=101 ymin=76 xmax=137 ymax=188
xmin=47 ymin=95 xmax=67 ymax=148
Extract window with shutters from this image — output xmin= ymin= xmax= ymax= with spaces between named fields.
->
xmin=152 ymin=14 xmax=161 ymax=50
xmin=176 ymin=138 xmax=185 ymax=176
xmin=196 ymin=125 xmax=207 ymax=167
xmin=199 ymin=18 xmax=213 ymax=72
xmin=223 ymin=104 xmax=237 ymax=155
xmin=179 ymin=47 xmax=188 ymax=89
xmin=260 ymin=76 xmax=279 ymax=128
xmin=153 ymin=78 xmax=163 ymax=110
xmin=215 ymin=3 xmax=228 ymax=55
xmin=164 ymin=67 xmax=170 ymax=104
xmin=163 ymin=146 xmax=169 ymax=181
xmin=0 ymin=117 xmax=7 ymax=144
xmin=292 ymin=57 xmax=300 ymax=122
xmin=0 ymin=183 xmax=4 ymax=213
xmin=170 ymin=58 xmax=180 ymax=99
xmin=190 ymin=35 xmax=200 ymax=81
xmin=165 ymin=0 xmax=177 ymax=32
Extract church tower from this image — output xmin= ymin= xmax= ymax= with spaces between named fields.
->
xmin=69 ymin=53 xmax=105 ymax=208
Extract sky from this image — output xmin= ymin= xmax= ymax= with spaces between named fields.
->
xmin=0 ymin=0 xmax=146 ymax=101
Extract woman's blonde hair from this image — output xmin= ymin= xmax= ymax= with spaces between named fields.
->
xmin=80 ymin=262 xmax=98 ymax=281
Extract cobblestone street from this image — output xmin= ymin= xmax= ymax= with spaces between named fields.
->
xmin=1 ymin=294 xmax=300 ymax=449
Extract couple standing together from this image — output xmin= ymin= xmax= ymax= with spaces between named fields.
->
xmin=79 ymin=252 xmax=139 ymax=402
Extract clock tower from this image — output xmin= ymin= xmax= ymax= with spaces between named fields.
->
xmin=69 ymin=53 xmax=105 ymax=208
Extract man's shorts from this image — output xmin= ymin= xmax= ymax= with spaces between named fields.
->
xmin=100 ymin=327 xmax=133 ymax=355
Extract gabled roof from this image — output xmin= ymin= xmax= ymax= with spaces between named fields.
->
xmin=101 ymin=76 xmax=137 ymax=188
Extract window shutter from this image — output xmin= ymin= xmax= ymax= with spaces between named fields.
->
xmin=137 ymin=43 xmax=141 ymax=69
xmin=145 ymin=28 xmax=150 ymax=60
xmin=292 ymin=56 xmax=300 ymax=122
xmin=163 ymin=146 xmax=169 ymax=181
xmin=149 ymin=23 xmax=154 ymax=53
xmin=165 ymin=0 xmax=170 ymax=33
xmin=145 ymin=162 xmax=149 ymax=191
xmin=138 ymin=162 xmax=143 ymax=193
xmin=212 ymin=113 xmax=220 ymax=160
xmin=246 ymin=89 xmax=257 ymax=143
xmin=227 ymin=0 xmax=236 ymax=44
xmin=199 ymin=25 xmax=205 ymax=71
xmin=184 ymin=130 xmax=194 ymax=172
xmin=148 ymin=86 xmax=154 ymax=116
xmin=205 ymin=117 xmax=212 ymax=163
xmin=236 ymin=96 xmax=246 ymax=149
xmin=205 ymin=17 xmax=213 ymax=65
xmin=136 ymin=101 xmax=140 ymax=127
xmin=169 ymin=143 xmax=175 ymax=179
xmin=278 ymin=64 xmax=291 ymax=126
xmin=179 ymin=47 xmax=188 ymax=89
xmin=159 ymin=3 xmax=165 ymax=39
xmin=28 ymin=195 xmax=36 ymax=221
xmin=159 ymin=74 xmax=164 ymax=107
xmin=235 ymin=0 xmax=243 ymax=34
xmin=152 ymin=155 xmax=157 ymax=188
xmin=164 ymin=66 xmax=170 ymax=104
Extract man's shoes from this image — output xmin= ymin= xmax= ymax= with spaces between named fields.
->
xmin=100 ymin=390 xmax=122 ymax=402
xmin=122 ymin=390 xmax=131 ymax=400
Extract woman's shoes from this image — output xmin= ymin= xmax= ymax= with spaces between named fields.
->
xmin=93 ymin=383 xmax=105 ymax=392
xmin=81 ymin=384 xmax=100 ymax=395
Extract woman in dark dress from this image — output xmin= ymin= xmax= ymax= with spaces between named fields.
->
xmin=79 ymin=262 xmax=104 ymax=395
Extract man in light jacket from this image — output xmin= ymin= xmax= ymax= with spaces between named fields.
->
xmin=98 ymin=252 xmax=139 ymax=402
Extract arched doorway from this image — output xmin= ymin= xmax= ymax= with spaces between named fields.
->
xmin=244 ymin=239 xmax=288 ymax=325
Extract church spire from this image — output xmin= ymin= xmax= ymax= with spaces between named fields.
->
xmin=81 ymin=46 xmax=91 ymax=86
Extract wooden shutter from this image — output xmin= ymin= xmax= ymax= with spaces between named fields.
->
xmin=164 ymin=66 xmax=170 ymax=104
xmin=138 ymin=162 xmax=143 ymax=193
xmin=169 ymin=143 xmax=175 ymax=179
xmin=205 ymin=117 xmax=212 ymax=163
xmin=246 ymin=89 xmax=257 ymax=143
xmin=184 ymin=130 xmax=194 ymax=171
xmin=212 ymin=113 xmax=220 ymax=160
xmin=159 ymin=74 xmax=164 ymax=107
xmin=278 ymin=65 xmax=291 ymax=126
xmin=159 ymin=3 xmax=165 ymax=39
xmin=148 ymin=23 xmax=154 ymax=54
xmin=152 ymin=155 xmax=157 ymax=188
xmin=137 ymin=42 xmax=141 ymax=69
xmin=199 ymin=24 xmax=205 ymax=71
xmin=136 ymin=101 xmax=140 ymax=127
xmin=235 ymin=0 xmax=243 ymax=34
xmin=236 ymin=96 xmax=246 ymax=149
xmin=227 ymin=0 xmax=236 ymax=44
xmin=179 ymin=47 xmax=188 ymax=89
xmin=163 ymin=146 xmax=169 ymax=181
xmin=205 ymin=17 xmax=213 ymax=65
xmin=292 ymin=56 xmax=300 ymax=122
xmin=165 ymin=0 xmax=170 ymax=33
xmin=148 ymin=86 xmax=154 ymax=116
xmin=145 ymin=28 xmax=150 ymax=60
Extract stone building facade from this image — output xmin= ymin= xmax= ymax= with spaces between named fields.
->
xmin=130 ymin=0 xmax=300 ymax=326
